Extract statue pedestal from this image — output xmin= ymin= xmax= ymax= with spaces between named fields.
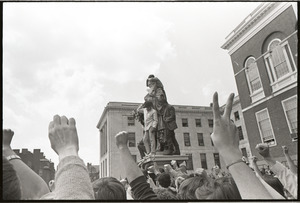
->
xmin=138 ymin=154 xmax=189 ymax=170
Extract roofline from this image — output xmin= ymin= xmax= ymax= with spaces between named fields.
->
xmin=221 ymin=2 xmax=276 ymax=50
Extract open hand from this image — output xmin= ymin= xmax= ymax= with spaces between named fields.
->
xmin=48 ymin=115 xmax=79 ymax=158
xmin=255 ymin=143 xmax=270 ymax=158
xmin=211 ymin=92 xmax=240 ymax=157
xmin=115 ymin=131 xmax=128 ymax=149
xmin=3 ymin=129 xmax=14 ymax=150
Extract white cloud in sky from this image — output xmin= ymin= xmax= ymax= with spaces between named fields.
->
xmin=3 ymin=2 xmax=262 ymax=166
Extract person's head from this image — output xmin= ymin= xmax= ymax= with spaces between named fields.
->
xmin=2 ymin=156 xmax=22 ymax=200
xmin=157 ymin=173 xmax=171 ymax=188
xmin=196 ymin=177 xmax=241 ymax=200
xmin=153 ymin=188 xmax=178 ymax=200
xmin=146 ymin=74 xmax=155 ymax=86
xmin=143 ymin=101 xmax=153 ymax=111
xmin=177 ymin=175 xmax=207 ymax=199
xmin=158 ymin=167 xmax=165 ymax=173
xmin=93 ymin=177 xmax=126 ymax=200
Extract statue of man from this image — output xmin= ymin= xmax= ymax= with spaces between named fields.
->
xmin=162 ymin=103 xmax=180 ymax=155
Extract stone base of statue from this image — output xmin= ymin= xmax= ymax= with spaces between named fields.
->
xmin=137 ymin=154 xmax=189 ymax=170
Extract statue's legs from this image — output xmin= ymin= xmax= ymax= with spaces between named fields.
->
xmin=143 ymin=131 xmax=151 ymax=154
xmin=149 ymin=126 xmax=156 ymax=155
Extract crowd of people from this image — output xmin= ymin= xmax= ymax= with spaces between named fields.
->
xmin=3 ymin=92 xmax=298 ymax=200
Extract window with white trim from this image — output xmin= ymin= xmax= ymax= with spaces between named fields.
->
xmin=256 ymin=109 xmax=276 ymax=146
xmin=245 ymin=57 xmax=263 ymax=94
xmin=282 ymin=96 xmax=297 ymax=140
xmin=264 ymin=39 xmax=297 ymax=91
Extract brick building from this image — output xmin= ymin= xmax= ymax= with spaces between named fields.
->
xmin=221 ymin=2 xmax=297 ymax=167
xmin=96 ymin=102 xmax=228 ymax=179
xmin=13 ymin=148 xmax=55 ymax=185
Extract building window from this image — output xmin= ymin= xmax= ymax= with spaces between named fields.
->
xmin=264 ymin=39 xmax=297 ymax=91
xmin=127 ymin=116 xmax=135 ymax=126
xmin=182 ymin=118 xmax=188 ymax=127
xmin=195 ymin=119 xmax=202 ymax=127
xmin=128 ymin=132 xmax=136 ymax=147
xmin=211 ymin=138 xmax=214 ymax=146
xmin=256 ymin=109 xmax=276 ymax=146
xmin=183 ymin=133 xmax=191 ymax=146
xmin=213 ymin=153 xmax=221 ymax=168
xmin=241 ymin=147 xmax=247 ymax=158
xmin=234 ymin=111 xmax=240 ymax=121
xmin=208 ymin=119 xmax=213 ymax=128
xmin=200 ymin=153 xmax=207 ymax=169
xmin=186 ymin=153 xmax=194 ymax=170
xmin=245 ymin=57 xmax=263 ymax=95
xmin=197 ymin=133 xmax=204 ymax=146
xmin=237 ymin=126 xmax=244 ymax=140
xmin=282 ymin=96 xmax=297 ymax=140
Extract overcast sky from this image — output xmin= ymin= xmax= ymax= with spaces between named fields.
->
xmin=3 ymin=2 xmax=264 ymax=167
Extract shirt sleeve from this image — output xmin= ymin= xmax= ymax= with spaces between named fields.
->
xmin=270 ymin=161 xmax=297 ymax=199
xmin=152 ymin=110 xmax=158 ymax=128
xmin=129 ymin=176 xmax=158 ymax=200
xmin=54 ymin=156 xmax=95 ymax=200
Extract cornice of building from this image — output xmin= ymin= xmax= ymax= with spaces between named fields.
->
xmin=221 ymin=2 xmax=275 ymax=50
xmin=221 ymin=2 xmax=294 ymax=54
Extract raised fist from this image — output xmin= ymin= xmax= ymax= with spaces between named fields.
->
xmin=115 ymin=131 xmax=128 ymax=149
xmin=255 ymin=143 xmax=270 ymax=158
xmin=48 ymin=115 xmax=79 ymax=157
xmin=3 ymin=129 xmax=14 ymax=149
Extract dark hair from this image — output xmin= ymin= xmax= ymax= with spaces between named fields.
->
xmin=153 ymin=188 xmax=178 ymax=200
xmin=157 ymin=173 xmax=171 ymax=188
xmin=2 ymin=156 xmax=22 ymax=200
xmin=262 ymin=174 xmax=285 ymax=197
xmin=196 ymin=177 xmax=241 ymax=200
xmin=158 ymin=168 xmax=165 ymax=173
xmin=93 ymin=177 xmax=126 ymax=200
xmin=177 ymin=175 xmax=207 ymax=200
xmin=148 ymin=74 xmax=155 ymax=78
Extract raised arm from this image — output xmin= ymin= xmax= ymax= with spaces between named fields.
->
xmin=2 ymin=129 xmax=50 ymax=199
xmin=256 ymin=143 xmax=297 ymax=199
xmin=211 ymin=92 xmax=272 ymax=199
xmin=282 ymin=146 xmax=297 ymax=175
xmin=249 ymin=156 xmax=262 ymax=178
xmin=115 ymin=131 xmax=158 ymax=200
xmin=48 ymin=115 xmax=94 ymax=199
